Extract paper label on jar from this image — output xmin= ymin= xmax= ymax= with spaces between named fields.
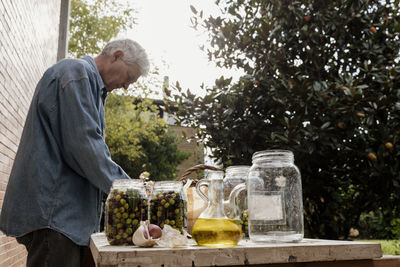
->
xmin=249 ymin=191 xmax=285 ymax=223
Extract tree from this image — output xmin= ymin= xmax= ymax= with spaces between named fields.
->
xmin=171 ymin=0 xmax=400 ymax=239
xmin=68 ymin=0 xmax=135 ymax=57
xmin=105 ymin=93 xmax=190 ymax=181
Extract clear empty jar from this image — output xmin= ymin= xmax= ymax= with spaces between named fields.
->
xmin=247 ymin=150 xmax=303 ymax=242
xmin=223 ymin=166 xmax=250 ymax=237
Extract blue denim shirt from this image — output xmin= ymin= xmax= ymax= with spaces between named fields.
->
xmin=0 ymin=56 xmax=130 ymax=246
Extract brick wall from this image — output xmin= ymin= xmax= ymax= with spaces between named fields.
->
xmin=0 ymin=1 xmax=62 ymax=266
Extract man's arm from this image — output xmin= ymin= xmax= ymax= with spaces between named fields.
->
xmin=58 ymin=77 xmax=130 ymax=193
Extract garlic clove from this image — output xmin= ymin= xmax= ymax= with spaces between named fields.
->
xmin=132 ymin=220 xmax=158 ymax=247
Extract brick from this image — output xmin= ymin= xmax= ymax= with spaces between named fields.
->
xmin=0 ymin=182 xmax=7 ymax=191
xmin=0 ymin=172 xmax=9 ymax=184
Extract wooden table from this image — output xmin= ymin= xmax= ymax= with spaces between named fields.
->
xmin=90 ymin=233 xmax=397 ymax=267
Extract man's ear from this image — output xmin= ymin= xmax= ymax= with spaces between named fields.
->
xmin=112 ymin=50 xmax=124 ymax=62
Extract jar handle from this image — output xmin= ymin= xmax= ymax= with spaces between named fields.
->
xmin=228 ymin=182 xmax=246 ymax=219
xmin=196 ymin=179 xmax=209 ymax=203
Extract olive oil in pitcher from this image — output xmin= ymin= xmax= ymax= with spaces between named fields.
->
xmin=191 ymin=218 xmax=242 ymax=247
xmin=192 ymin=170 xmax=243 ymax=248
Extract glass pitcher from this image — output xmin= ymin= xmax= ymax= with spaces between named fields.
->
xmin=238 ymin=150 xmax=304 ymax=242
xmin=191 ymin=170 xmax=242 ymax=247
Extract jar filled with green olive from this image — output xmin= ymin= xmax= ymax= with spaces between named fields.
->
xmin=105 ymin=179 xmax=148 ymax=245
xmin=149 ymin=181 xmax=187 ymax=232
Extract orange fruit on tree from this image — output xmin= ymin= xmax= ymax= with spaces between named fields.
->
xmin=367 ymin=152 xmax=377 ymax=161
xmin=356 ymin=112 xmax=365 ymax=117
xmin=385 ymin=142 xmax=393 ymax=149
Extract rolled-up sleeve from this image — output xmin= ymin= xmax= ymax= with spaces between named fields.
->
xmin=58 ymin=77 xmax=130 ymax=193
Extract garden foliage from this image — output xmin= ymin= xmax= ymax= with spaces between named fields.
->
xmin=105 ymin=94 xmax=190 ymax=181
xmin=69 ymin=0 xmax=134 ymax=58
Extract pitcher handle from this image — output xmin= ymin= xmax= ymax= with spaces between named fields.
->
xmin=196 ymin=179 xmax=209 ymax=203
xmin=229 ymin=182 xmax=246 ymax=219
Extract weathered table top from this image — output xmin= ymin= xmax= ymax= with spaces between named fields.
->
xmin=90 ymin=233 xmax=383 ymax=267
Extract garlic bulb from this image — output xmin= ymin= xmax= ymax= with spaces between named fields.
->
xmin=132 ymin=220 xmax=160 ymax=247
xmin=156 ymin=224 xmax=189 ymax=248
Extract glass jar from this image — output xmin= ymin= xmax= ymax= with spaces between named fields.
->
xmin=149 ymin=181 xmax=187 ymax=233
xmin=105 ymin=179 xmax=148 ymax=245
xmin=223 ymin=165 xmax=250 ymax=237
xmin=247 ymin=150 xmax=303 ymax=242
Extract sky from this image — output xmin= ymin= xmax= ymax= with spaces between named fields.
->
xmin=118 ymin=0 xmax=243 ymax=98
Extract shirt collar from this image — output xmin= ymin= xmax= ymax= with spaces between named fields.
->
xmin=81 ymin=56 xmax=107 ymax=91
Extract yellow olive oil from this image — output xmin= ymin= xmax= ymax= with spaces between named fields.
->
xmin=191 ymin=218 xmax=242 ymax=248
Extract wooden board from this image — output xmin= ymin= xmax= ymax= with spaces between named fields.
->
xmin=90 ymin=233 xmax=383 ymax=267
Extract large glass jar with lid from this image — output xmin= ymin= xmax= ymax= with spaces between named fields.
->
xmin=149 ymin=181 xmax=187 ymax=233
xmin=223 ymin=165 xmax=250 ymax=237
xmin=105 ymin=179 xmax=148 ymax=245
xmin=247 ymin=150 xmax=303 ymax=242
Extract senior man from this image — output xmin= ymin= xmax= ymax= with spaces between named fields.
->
xmin=0 ymin=39 xmax=149 ymax=266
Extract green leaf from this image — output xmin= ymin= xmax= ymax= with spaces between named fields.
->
xmin=320 ymin=122 xmax=331 ymax=129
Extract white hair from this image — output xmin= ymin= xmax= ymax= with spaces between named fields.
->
xmin=101 ymin=39 xmax=150 ymax=76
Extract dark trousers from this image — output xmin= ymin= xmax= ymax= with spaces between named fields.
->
xmin=16 ymin=228 xmax=95 ymax=267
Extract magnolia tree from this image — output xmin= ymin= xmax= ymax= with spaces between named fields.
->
xmin=170 ymin=0 xmax=400 ymax=239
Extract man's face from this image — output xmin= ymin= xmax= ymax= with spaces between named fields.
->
xmin=102 ymin=51 xmax=141 ymax=92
